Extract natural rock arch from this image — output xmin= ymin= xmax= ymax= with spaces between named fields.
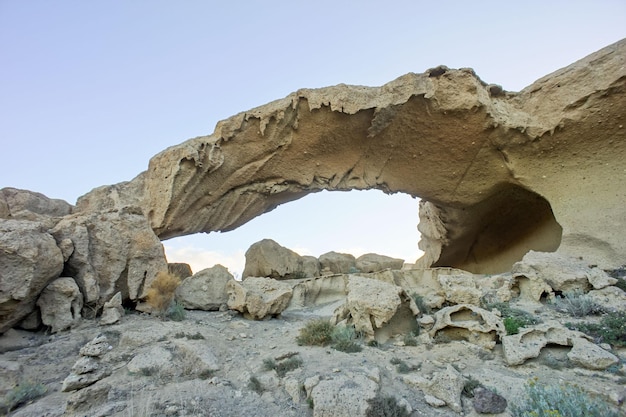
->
xmin=77 ymin=39 xmax=626 ymax=273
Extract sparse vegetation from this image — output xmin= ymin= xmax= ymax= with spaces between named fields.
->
xmin=248 ymin=376 xmax=264 ymax=394
xmin=566 ymin=311 xmax=626 ymax=346
xmin=166 ymin=301 xmax=186 ymax=321
xmin=0 ymin=381 xmax=47 ymax=413
xmin=511 ymin=379 xmax=619 ymax=417
xmin=365 ymin=394 xmax=410 ymax=417
xmin=146 ymin=271 xmax=182 ymax=318
xmin=296 ymin=319 xmax=334 ymax=346
xmin=462 ymin=377 xmax=483 ymax=398
xmin=402 ymin=332 xmax=418 ymax=346
xmin=487 ymin=302 xmax=539 ymax=335
xmin=390 ymin=357 xmax=418 ymax=374
xmin=296 ymin=320 xmax=363 ymax=353
xmin=331 ymin=325 xmax=362 ymax=353
xmin=262 ymin=356 xmax=303 ymax=377
xmin=551 ymin=290 xmax=603 ymax=317
xmin=411 ymin=293 xmax=431 ymax=315
xmin=606 ymin=266 xmax=626 ymax=291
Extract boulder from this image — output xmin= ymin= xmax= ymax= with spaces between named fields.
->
xmin=227 ymin=277 xmax=293 ymax=319
xmin=306 ymin=369 xmax=379 ymax=417
xmin=36 ymin=277 xmax=83 ymax=333
xmin=355 ymin=253 xmax=404 ymax=273
xmin=588 ymin=286 xmax=626 ymax=312
xmin=403 ymin=364 xmax=465 ymax=412
xmin=428 ymin=304 xmax=505 ymax=349
xmin=319 ymin=252 xmax=356 ymax=275
xmin=438 ymin=273 xmax=483 ymax=305
xmin=0 ymin=187 xmax=73 ymax=227
xmin=62 ymin=335 xmax=112 ymax=392
xmin=176 ymin=264 xmax=234 ymax=310
xmin=100 ymin=292 xmax=124 ymax=325
xmin=473 ymin=387 xmax=508 ymax=414
xmin=50 ymin=206 xmax=168 ymax=313
xmin=0 ymin=219 xmax=64 ymax=333
xmin=512 ymin=251 xmax=617 ymax=294
xmin=333 ymin=276 xmax=418 ymax=339
xmin=242 ymin=239 xmax=310 ymax=279
xmin=502 ymin=321 xmax=619 ymax=369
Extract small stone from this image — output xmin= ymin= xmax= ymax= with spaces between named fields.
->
xmin=473 ymin=387 xmax=508 ymax=414
xmin=424 ymin=394 xmax=446 ymax=407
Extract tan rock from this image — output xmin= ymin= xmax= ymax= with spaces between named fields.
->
xmin=403 ymin=364 xmax=465 ymax=412
xmin=100 ymin=292 xmax=123 ymax=325
xmin=168 ymin=263 xmax=193 ymax=279
xmin=242 ymin=239 xmax=311 ymax=279
xmin=176 ymin=264 xmax=234 ymax=310
xmin=428 ymin=304 xmax=505 ymax=349
xmin=307 ymin=370 xmax=379 ymax=417
xmin=438 ymin=273 xmax=482 ymax=305
xmin=0 ymin=187 xmax=73 ymax=226
xmin=0 ymin=219 xmax=65 ymax=333
xmin=319 ymin=252 xmax=356 ymax=275
xmin=36 ymin=277 xmax=83 ymax=333
xmin=227 ymin=277 xmax=293 ymax=319
xmin=588 ymin=286 xmax=626 ymax=312
xmin=334 ymin=276 xmax=418 ymax=339
xmin=355 ymin=253 xmax=404 ymax=273
xmin=567 ymin=337 xmax=619 ymax=370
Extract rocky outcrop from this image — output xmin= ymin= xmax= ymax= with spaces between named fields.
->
xmin=62 ymin=335 xmax=113 ymax=392
xmin=100 ymin=292 xmax=124 ymax=325
xmin=36 ymin=277 xmax=83 ymax=333
xmin=71 ymin=39 xmax=626 ymax=275
xmin=427 ymin=304 xmax=505 ymax=349
xmin=0 ymin=219 xmax=65 ymax=333
xmin=319 ymin=252 xmax=356 ymax=275
xmin=355 ymin=253 xmax=404 ymax=273
xmin=50 ymin=206 xmax=168 ymax=314
xmin=175 ymin=264 xmax=234 ymax=310
xmin=227 ymin=277 xmax=293 ymax=319
xmin=0 ymin=187 xmax=73 ymax=227
xmin=243 ymin=239 xmax=313 ymax=279
xmin=305 ymin=369 xmax=380 ymax=417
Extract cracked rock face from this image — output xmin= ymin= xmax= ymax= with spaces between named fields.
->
xmin=76 ymin=39 xmax=625 ymax=274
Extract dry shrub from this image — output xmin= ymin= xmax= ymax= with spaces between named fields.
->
xmin=146 ymin=271 xmax=181 ymax=317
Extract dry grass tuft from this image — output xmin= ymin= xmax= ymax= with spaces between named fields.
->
xmin=146 ymin=271 xmax=181 ymax=317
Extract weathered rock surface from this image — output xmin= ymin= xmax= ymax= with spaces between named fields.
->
xmin=306 ymin=369 xmax=379 ymax=417
xmin=100 ymin=292 xmax=124 ymax=325
xmin=355 ymin=253 xmax=404 ymax=273
xmin=62 ymin=335 xmax=112 ymax=392
xmin=404 ymin=364 xmax=465 ymax=412
xmin=70 ymin=39 xmax=626 ymax=276
xmin=168 ymin=263 xmax=193 ymax=279
xmin=512 ymin=250 xmax=617 ymax=294
xmin=428 ymin=304 xmax=505 ymax=349
xmin=319 ymin=252 xmax=356 ymax=275
xmin=0 ymin=187 xmax=73 ymax=227
xmin=473 ymin=387 xmax=508 ymax=414
xmin=36 ymin=277 xmax=83 ymax=333
xmin=0 ymin=219 xmax=64 ymax=333
xmin=243 ymin=239 xmax=311 ymax=279
xmin=333 ymin=275 xmax=418 ymax=339
xmin=176 ymin=264 xmax=234 ymax=310
xmin=50 ymin=207 xmax=168 ymax=313
xmin=227 ymin=277 xmax=293 ymax=319
xmin=501 ymin=321 xmax=619 ymax=369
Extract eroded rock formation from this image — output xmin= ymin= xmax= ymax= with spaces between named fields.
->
xmin=81 ymin=39 xmax=625 ymax=274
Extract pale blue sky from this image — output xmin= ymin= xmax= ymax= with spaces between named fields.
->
xmin=1 ymin=1 xmax=624 ymax=275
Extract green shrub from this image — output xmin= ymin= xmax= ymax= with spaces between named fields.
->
xmin=248 ymin=376 xmax=263 ymax=394
xmin=551 ymin=290 xmax=603 ymax=317
xmin=488 ymin=303 xmax=539 ymax=335
xmin=512 ymin=379 xmax=619 ymax=417
xmin=462 ymin=377 xmax=483 ymax=398
xmin=566 ymin=311 xmax=626 ymax=346
xmin=411 ymin=293 xmax=431 ymax=315
xmin=296 ymin=319 xmax=334 ymax=346
xmin=390 ymin=358 xmax=418 ymax=374
xmin=166 ymin=301 xmax=186 ymax=321
xmin=365 ymin=394 xmax=410 ymax=417
xmin=263 ymin=356 xmax=303 ymax=377
xmin=331 ymin=325 xmax=362 ymax=353
xmin=0 ymin=381 xmax=47 ymax=413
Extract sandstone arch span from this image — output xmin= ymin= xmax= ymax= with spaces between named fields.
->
xmin=78 ymin=39 xmax=626 ymax=273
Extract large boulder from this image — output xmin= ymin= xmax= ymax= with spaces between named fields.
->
xmin=175 ymin=264 xmax=234 ymax=310
xmin=227 ymin=277 xmax=293 ymax=319
xmin=0 ymin=187 xmax=73 ymax=227
xmin=242 ymin=239 xmax=312 ymax=279
xmin=50 ymin=206 xmax=168 ymax=314
xmin=428 ymin=304 xmax=506 ymax=349
xmin=333 ymin=275 xmax=418 ymax=339
xmin=512 ymin=251 xmax=617 ymax=293
xmin=36 ymin=277 xmax=83 ymax=333
xmin=319 ymin=252 xmax=356 ymax=275
xmin=305 ymin=369 xmax=380 ymax=417
xmin=355 ymin=253 xmax=404 ymax=273
xmin=0 ymin=219 xmax=64 ymax=333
